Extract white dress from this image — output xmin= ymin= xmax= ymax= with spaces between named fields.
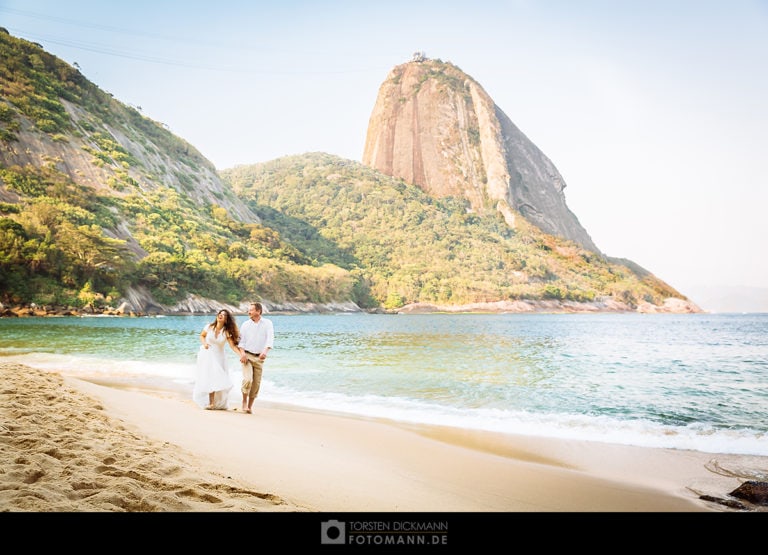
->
xmin=193 ymin=324 xmax=234 ymax=409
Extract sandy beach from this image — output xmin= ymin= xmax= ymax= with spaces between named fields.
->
xmin=2 ymin=362 xmax=765 ymax=519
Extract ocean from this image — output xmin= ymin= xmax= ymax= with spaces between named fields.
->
xmin=1 ymin=312 xmax=766 ymax=456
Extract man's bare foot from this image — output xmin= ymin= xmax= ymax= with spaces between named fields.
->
xmin=244 ymin=408 xmax=252 ymax=414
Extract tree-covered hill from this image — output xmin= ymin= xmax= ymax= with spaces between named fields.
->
xmin=223 ymin=153 xmax=687 ymax=311
xmin=0 ymin=29 xmax=359 ymax=311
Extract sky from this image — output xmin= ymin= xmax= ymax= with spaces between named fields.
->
xmin=2 ymin=0 xmax=767 ymax=311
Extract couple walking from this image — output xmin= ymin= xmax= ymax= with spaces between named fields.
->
xmin=193 ymin=302 xmax=274 ymax=414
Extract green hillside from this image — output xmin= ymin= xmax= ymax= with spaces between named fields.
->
xmin=223 ymin=153 xmax=683 ymax=310
xmin=0 ymin=29 xmax=358 ymax=310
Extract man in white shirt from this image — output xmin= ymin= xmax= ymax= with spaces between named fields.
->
xmin=237 ymin=302 xmax=274 ymax=414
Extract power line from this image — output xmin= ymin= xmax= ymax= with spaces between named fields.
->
xmin=0 ymin=5 xmax=404 ymax=70
xmin=5 ymin=26 xmax=392 ymax=76
xmin=0 ymin=5 xmax=240 ymax=50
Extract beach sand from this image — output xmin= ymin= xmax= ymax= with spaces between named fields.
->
xmin=1 ymin=362 xmax=765 ymax=516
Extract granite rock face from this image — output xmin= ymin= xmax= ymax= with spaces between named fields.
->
xmin=363 ymin=56 xmax=599 ymax=253
xmin=0 ymin=100 xmax=257 ymax=227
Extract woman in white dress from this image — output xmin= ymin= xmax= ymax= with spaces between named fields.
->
xmin=193 ymin=309 xmax=240 ymax=410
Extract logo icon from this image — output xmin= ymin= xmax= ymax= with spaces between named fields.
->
xmin=320 ymin=520 xmax=346 ymax=544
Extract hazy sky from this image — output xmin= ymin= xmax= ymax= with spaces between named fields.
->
xmin=2 ymin=1 xmax=767 ymax=310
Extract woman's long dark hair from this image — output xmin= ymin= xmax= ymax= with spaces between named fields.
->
xmin=210 ymin=309 xmax=240 ymax=344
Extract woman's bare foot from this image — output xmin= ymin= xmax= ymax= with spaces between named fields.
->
xmin=204 ymin=405 xmax=214 ymax=410
xmin=244 ymin=408 xmax=252 ymax=414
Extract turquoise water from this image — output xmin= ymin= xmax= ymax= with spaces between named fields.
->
xmin=1 ymin=312 xmax=767 ymax=456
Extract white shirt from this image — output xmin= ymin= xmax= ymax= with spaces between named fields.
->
xmin=238 ymin=317 xmax=274 ymax=354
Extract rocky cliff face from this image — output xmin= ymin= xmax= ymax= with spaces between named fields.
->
xmin=0 ymin=99 xmax=257 ymax=226
xmin=363 ymin=56 xmax=599 ymax=253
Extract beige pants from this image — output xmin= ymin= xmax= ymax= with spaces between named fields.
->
xmin=241 ymin=353 xmax=264 ymax=398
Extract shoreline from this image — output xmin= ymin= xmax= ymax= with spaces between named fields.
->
xmin=3 ymin=362 xmax=765 ymax=514
xmin=1 ymin=295 xmax=703 ymax=318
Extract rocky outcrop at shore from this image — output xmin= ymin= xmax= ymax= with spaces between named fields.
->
xmin=118 ymin=287 xmax=366 ymax=315
xmin=397 ymin=297 xmax=703 ymax=314
xmin=0 ymin=292 xmax=701 ymax=318
xmin=0 ymin=295 xmax=366 ymax=318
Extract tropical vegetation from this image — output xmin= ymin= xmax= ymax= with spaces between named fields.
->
xmin=0 ymin=29 xmax=683 ymax=312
